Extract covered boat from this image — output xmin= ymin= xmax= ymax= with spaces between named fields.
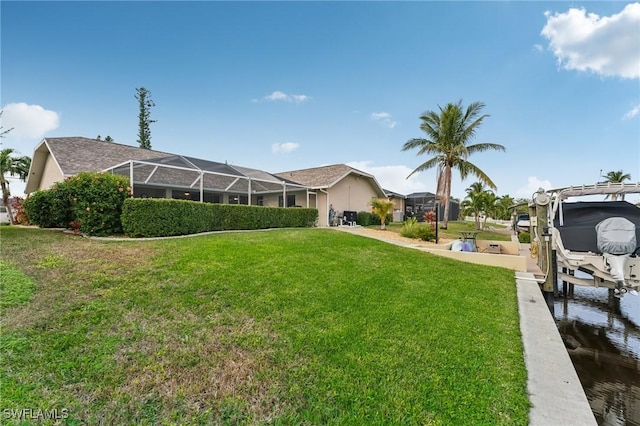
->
xmin=548 ymin=183 xmax=640 ymax=295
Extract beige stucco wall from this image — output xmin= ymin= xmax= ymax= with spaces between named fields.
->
xmin=39 ymin=154 xmax=64 ymax=190
xmin=475 ymin=239 xmax=520 ymax=255
xmin=423 ymin=246 xmax=527 ymax=271
xmin=424 ymin=239 xmax=526 ymax=271
xmin=389 ymin=195 xmax=405 ymax=213
xmin=325 ymin=175 xmax=380 ymax=225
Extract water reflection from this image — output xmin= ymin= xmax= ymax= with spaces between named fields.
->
xmin=554 ymin=282 xmax=640 ymax=426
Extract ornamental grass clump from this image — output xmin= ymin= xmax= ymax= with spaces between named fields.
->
xmin=401 ymin=217 xmax=436 ymax=241
xmin=400 ymin=217 xmax=420 ymax=238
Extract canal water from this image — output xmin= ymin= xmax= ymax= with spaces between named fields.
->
xmin=553 ymin=278 xmax=640 ymax=426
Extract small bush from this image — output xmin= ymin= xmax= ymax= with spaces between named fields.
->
xmin=400 ymin=217 xmax=436 ymax=241
xmin=122 ymin=198 xmax=318 ymax=238
xmin=9 ymin=197 xmax=28 ymax=225
xmin=416 ymin=226 xmax=436 ymax=241
xmin=67 ymin=173 xmax=131 ymax=236
xmin=400 ymin=217 xmax=420 ymax=238
xmin=357 ymin=211 xmax=387 ymax=226
xmin=23 ymin=186 xmax=72 ymax=228
xmin=358 ymin=211 xmax=391 ymax=226
xmin=518 ymin=232 xmax=531 ymax=243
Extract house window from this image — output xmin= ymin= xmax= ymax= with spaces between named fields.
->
xmin=278 ymin=195 xmax=296 ymax=207
xmin=256 ymin=196 xmax=264 ymax=206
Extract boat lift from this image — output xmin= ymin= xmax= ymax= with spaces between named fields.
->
xmin=529 ymin=182 xmax=640 ymax=298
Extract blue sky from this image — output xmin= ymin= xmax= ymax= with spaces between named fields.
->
xmin=2 ymin=1 xmax=639 ymax=201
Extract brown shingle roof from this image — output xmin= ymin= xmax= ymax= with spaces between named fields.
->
xmin=275 ymin=164 xmax=367 ymax=188
xmin=46 ymin=137 xmax=172 ymax=174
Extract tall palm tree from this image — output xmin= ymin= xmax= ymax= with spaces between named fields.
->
xmin=602 ymin=170 xmax=631 ymax=201
xmin=0 ymin=148 xmax=31 ymax=223
xmin=370 ymin=198 xmax=395 ymax=230
xmin=402 ymin=100 xmax=505 ymax=229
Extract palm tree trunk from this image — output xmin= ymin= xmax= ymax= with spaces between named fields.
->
xmin=441 ymin=167 xmax=452 ymax=229
xmin=0 ymin=176 xmax=13 ymax=224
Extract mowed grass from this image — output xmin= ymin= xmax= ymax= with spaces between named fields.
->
xmin=0 ymin=227 xmax=529 ymax=425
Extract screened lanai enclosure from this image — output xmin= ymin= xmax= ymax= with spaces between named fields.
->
xmin=104 ymin=155 xmax=316 ymax=208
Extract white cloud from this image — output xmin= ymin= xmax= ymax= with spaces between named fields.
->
xmin=346 ymin=161 xmax=430 ymax=195
xmin=516 ymin=176 xmax=553 ymax=198
xmin=541 ymin=3 xmax=640 ymax=79
xmin=370 ymin=112 xmax=397 ymax=129
xmin=623 ymin=104 xmax=640 ymax=119
xmin=533 ymin=44 xmax=543 ymax=52
xmin=253 ymin=91 xmax=310 ymax=104
xmin=1 ymin=102 xmax=60 ymax=139
xmin=272 ymin=142 xmax=299 ymax=154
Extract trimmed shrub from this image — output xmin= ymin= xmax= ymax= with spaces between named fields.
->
xmin=518 ymin=232 xmax=531 ymax=243
xmin=357 ymin=211 xmax=374 ymax=226
xmin=416 ymin=226 xmax=436 ymax=242
xmin=357 ymin=211 xmax=391 ymax=226
xmin=23 ymin=172 xmax=131 ymax=236
xmin=23 ymin=185 xmax=72 ymax=228
xmin=122 ymin=198 xmax=318 ymax=238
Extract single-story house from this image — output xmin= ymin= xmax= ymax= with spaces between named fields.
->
xmin=25 ymin=137 xmax=393 ymax=227
xmin=275 ymin=164 xmax=387 ymax=227
xmin=405 ymin=191 xmax=460 ymax=222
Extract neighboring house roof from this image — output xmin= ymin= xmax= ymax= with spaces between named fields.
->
xmin=405 ymin=192 xmax=460 ymax=204
xmin=275 ymin=164 xmax=386 ymax=197
xmin=405 ymin=191 xmax=437 ymax=199
xmin=384 ymin=189 xmax=406 ymax=199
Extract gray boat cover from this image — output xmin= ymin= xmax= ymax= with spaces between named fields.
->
xmin=596 ymin=217 xmax=636 ymax=255
xmin=554 ymin=201 xmax=640 ymax=254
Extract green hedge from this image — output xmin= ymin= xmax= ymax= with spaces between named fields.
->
xmin=518 ymin=232 xmax=531 ymax=243
xmin=23 ymin=187 xmax=72 ymax=228
xmin=122 ymin=198 xmax=318 ymax=237
xmin=357 ymin=211 xmax=391 ymax=226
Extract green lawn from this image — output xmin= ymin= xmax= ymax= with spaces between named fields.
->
xmin=0 ymin=227 xmax=529 ymax=425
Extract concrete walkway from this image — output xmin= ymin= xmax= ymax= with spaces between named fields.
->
xmin=335 ymin=227 xmax=597 ymax=426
